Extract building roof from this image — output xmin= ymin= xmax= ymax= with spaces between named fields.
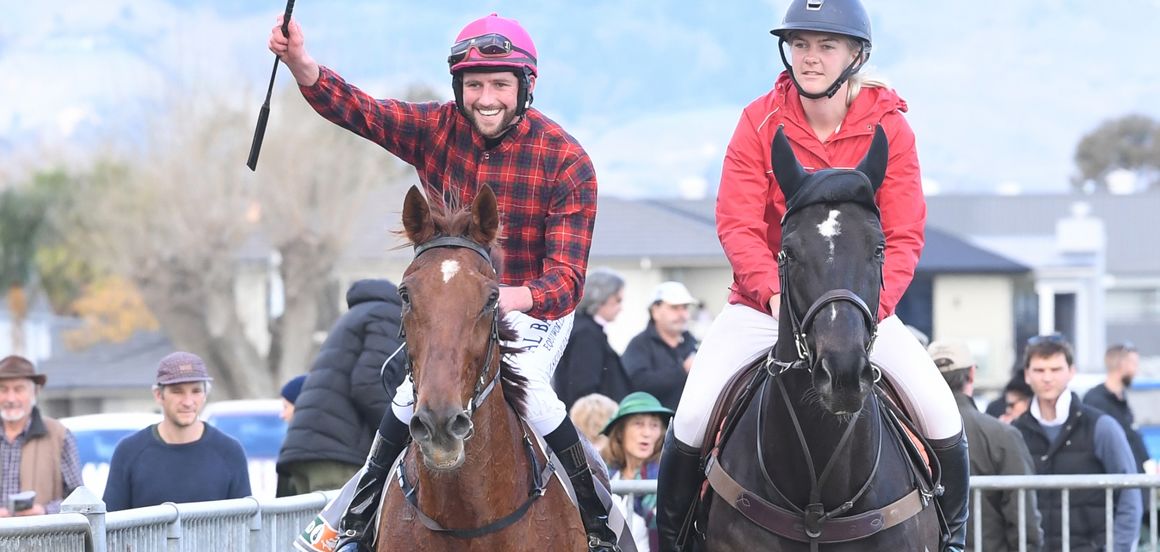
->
xmin=925 ymin=191 xmax=1160 ymax=276
xmin=37 ymin=330 xmax=172 ymax=390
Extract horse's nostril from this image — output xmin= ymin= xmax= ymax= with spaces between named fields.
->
xmin=448 ymin=412 xmax=474 ymax=440
xmin=409 ymin=416 xmax=432 ymax=443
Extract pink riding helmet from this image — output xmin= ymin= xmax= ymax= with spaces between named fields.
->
xmin=448 ymin=13 xmax=538 ymax=77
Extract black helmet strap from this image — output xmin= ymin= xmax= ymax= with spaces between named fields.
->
xmin=777 ymin=36 xmax=870 ymax=100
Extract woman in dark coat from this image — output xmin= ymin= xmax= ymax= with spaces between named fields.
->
xmin=554 ymin=268 xmax=631 ymax=410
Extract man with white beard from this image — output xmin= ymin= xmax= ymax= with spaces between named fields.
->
xmin=0 ymin=355 xmax=82 ymax=517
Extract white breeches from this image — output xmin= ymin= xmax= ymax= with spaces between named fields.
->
xmin=391 ymin=311 xmax=574 ymax=436
xmin=672 ymin=302 xmax=962 ymax=447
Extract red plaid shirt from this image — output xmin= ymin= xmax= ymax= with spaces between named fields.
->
xmin=301 ymin=67 xmax=598 ymax=320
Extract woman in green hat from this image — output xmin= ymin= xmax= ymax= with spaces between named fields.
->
xmin=602 ymin=391 xmax=673 ymax=552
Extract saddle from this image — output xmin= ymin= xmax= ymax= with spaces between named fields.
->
xmin=689 ymin=353 xmax=940 ymax=546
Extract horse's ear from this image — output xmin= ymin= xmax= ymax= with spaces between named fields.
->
xmin=855 ymin=125 xmax=889 ymax=192
xmin=402 ymin=185 xmax=434 ymax=243
xmin=771 ymin=126 xmax=807 ymax=200
xmin=470 ymin=185 xmax=500 ymax=245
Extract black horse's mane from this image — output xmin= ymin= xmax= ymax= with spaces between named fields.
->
xmin=406 ymin=197 xmax=529 ymax=419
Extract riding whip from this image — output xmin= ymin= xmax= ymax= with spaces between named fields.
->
xmin=246 ymin=0 xmax=296 ymax=171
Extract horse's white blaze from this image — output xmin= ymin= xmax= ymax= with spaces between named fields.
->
xmin=817 ymin=210 xmax=841 ymax=262
xmin=441 ymin=259 xmax=460 ymax=283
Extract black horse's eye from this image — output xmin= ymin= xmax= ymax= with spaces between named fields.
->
xmin=874 ymin=244 xmax=886 ymax=258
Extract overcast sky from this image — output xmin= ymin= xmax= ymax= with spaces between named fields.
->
xmin=4 ymin=0 xmax=1160 ymax=197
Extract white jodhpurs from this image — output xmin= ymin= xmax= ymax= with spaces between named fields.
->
xmin=391 ymin=311 xmax=574 ymax=436
xmin=672 ymin=302 xmax=962 ymax=447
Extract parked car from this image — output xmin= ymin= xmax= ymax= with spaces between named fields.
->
xmin=202 ymin=399 xmax=287 ymax=499
xmin=60 ymin=412 xmax=163 ymax=498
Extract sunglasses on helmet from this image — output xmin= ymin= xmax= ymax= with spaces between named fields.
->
xmin=448 ymin=33 xmax=537 ymax=66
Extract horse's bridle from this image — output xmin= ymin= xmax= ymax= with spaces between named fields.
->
xmin=396 ymin=235 xmax=503 ymax=430
xmin=765 ymin=248 xmax=880 ymax=377
xmin=392 ymin=234 xmax=559 ymax=540
xmin=757 ymin=243 xmax=886 ymax=551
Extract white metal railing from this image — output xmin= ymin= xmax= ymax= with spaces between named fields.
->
xmin=4 ymin=475 xmax=1160 ymax=551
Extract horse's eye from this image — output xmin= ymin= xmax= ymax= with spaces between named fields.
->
xmin=875 ymin=244 xmax=886 ymax=258
xmin=398 ymin=287 xmax=411 ymax=305
xmin=486 ymin=290 xmax=499 ymax=309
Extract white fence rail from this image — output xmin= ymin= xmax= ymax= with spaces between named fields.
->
xmin=3 ymin=476 xmax=1160 ymax=551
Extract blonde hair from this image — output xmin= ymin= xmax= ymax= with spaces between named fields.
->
xmin=846 ymin=70 xmax=889 ymax=107
xmin=569 ymin=393 xmax=619 ymax=460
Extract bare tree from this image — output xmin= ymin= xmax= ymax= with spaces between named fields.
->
xmin=1073 ymin=114 xmax=1160 ymax=192
xmin=67 ymin=88 xmax=409 ymax=397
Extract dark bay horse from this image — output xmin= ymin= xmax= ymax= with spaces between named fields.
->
xmin=701 ymin=127 xmax=940 ymax=551
xmin=376 ymin=185 xmax=586 ymax=551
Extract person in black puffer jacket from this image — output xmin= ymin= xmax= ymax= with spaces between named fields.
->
xmin=276 ymin=279 xmax=404 ymax=496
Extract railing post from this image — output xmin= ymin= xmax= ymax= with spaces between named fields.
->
xmin=61 ymin=486 xmax=107 ymax=552
xmin=164 ymin=502 xmax=183 ymax=552
xmin=247 ymin=497 xmax=264 ymax=552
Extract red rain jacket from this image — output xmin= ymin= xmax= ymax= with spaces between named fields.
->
xmin=717 ymin=72 xmax=925 ymax=319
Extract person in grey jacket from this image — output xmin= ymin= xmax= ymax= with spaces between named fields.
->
xmin=929 ymin=340 xmax=1043 ymax=552
xmin=275 ymin=279 xmax=404 ymax=496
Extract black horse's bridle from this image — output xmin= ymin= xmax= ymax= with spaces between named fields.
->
xmin=756 ymin=243 xmax=886 ymax=551
xmin=765 ymin=248 xmax=881 ymax=377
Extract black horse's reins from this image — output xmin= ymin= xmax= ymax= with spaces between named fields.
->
xmin=393 ymin=235 xmax=555 ymax=539
xmin=706 ymin=246 xmax=931 ymax=549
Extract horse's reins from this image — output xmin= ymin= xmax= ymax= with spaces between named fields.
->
xmin=766 ymin=249 xmax=883 ymax=550
xmin=392 ymin=234 xmax=555 ymax=539
xmin=704 ymin=250 xmax=932 ymax=548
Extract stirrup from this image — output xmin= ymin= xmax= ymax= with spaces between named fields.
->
xmin=587 ymin=533 xmax=620 ymax=552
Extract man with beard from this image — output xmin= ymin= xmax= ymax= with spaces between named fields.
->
xmin=1084 ymin=343 xmax=1149 ymax=473
xmin=0 ymin=356 xmax=82 ymax=517
xmin=269 ymin=13 xmax=613 ymax=552
xmin=103 ymin=352 xmax=251 ymax=511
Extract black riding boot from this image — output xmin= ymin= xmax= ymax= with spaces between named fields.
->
xmin=334 ymin=414 xmax=410 ymax=552
xmin=546 ymin=421 xmax=620 ymax=552
xmin=656 ymin=428 xmax=703 ymax=552
xmin=932 ymin=430 xmax=969 ymax=552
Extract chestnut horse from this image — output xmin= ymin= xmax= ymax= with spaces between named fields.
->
xmin=375 ymin=185 xmax=587 ymax=551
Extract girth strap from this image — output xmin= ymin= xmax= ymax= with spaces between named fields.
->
xmin=705 ymin=452 xmax=927 ymax=544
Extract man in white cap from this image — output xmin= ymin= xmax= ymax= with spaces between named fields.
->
xmin=622 ymin=282 xmax=699 ymax=410
xmin=928 ymin=340 xmax=1042 ymax=552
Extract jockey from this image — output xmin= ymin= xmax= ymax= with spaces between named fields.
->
xmin=655 ymin=1 xmax=970 ymax=550
xmin=269 ymin=13 xmax=619 ymax=552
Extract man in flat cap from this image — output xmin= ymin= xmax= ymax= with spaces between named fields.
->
xmin=103 ymin=351 xmax=251 ymax=511
xmin=0 ymin=355 xmax=82 ymax=516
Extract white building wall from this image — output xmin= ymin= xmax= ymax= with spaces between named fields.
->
xmin=932 ymin=274 xmax=1017 ymax=389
